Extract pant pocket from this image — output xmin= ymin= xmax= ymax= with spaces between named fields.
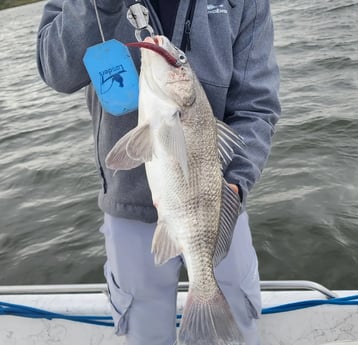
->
xmin=240 ymin=285 xmax=261 ymax=320
xmin=104 ymin=263 xmax=133 ymax=335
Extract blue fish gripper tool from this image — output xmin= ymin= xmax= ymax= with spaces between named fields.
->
xmin=83 ymin=39 xmax=139 ymax=116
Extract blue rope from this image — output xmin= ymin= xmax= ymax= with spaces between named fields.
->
xmin=1 ymin=294 xmax=358 ymax=328
xmin=261 ymin=294 xmax=358 ymax=315
xmin=0 ymin=301 xmax=114 ymax=327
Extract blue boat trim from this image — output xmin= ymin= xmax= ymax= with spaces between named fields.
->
xmin=1 ymin=294 xmax=358 ymax=328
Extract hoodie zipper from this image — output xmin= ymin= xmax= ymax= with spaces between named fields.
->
xmin=180 ymin=0 xmax=197 ymax=52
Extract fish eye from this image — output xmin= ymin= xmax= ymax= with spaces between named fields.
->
xmin=179 ymin=54 xmax=187 ymax=63
xmin=175 ymin=47 xmax=187 ymax=63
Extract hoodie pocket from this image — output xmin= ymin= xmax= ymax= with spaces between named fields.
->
xmin=104 ymin=263 xmax=133 ymax=335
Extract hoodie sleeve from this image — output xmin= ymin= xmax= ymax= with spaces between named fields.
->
xmin=36 ymin=0 xmax=125 ymax=94
xmin=223 ymin=0 xmax=281 ymax=207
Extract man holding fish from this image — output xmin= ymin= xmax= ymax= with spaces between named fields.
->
xmin=37 ymin=1 xmax=280 ymax=344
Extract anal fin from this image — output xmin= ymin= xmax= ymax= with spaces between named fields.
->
xmin=151 ymin=221 xmax=182 ymax=265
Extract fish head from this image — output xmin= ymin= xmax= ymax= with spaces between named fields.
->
xmin=131 ymin=36 xmax=197 ymax=108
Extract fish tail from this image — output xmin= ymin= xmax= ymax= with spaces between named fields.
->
xmin=178 ymin=287 xmax=243 ymax=345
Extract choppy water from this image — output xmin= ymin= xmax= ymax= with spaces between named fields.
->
xmin=0 ymin=0 xmax=357 ymax=289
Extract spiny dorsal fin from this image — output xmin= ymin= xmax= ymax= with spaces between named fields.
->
xmin=213 ymin=180 xmax=241 ymax=267
xmin=152 ymin=220 xmax=182 ymax=265
xmin=105 ymin=123 xmax=153 ymax=171
xmin=216 ymin=119 xmax=245 ymax=168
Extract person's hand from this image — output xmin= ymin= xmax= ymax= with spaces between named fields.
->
xmin=228 ymin=183 xmax=239 ymax=195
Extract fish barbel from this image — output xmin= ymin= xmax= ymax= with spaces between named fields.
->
xmin=106 ymin=35 xmax=244 ymax=345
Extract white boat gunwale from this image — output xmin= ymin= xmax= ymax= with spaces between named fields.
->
xmin=0 ymin=280 xmax=357 ymax=345
xmin=0 ymin=280 xmax=339 ymax=298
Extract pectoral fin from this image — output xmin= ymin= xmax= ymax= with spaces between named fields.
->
xmin=158 ymin=111 xmax=188 ymax=180
xmin=105 ymin=123 xmax=153 ymax=171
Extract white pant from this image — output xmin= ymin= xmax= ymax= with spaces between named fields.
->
xmin=101 ymin=211 xmax=261 ymax=345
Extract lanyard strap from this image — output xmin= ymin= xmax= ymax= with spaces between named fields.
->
xmin=92 ymin=0 xmax=106 ymax=42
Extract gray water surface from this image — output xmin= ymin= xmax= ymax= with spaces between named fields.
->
xmin=0 ymin=0 xmax=357 ymax=289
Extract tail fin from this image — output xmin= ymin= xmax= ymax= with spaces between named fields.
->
xmin=178 ymin=287 xmax=243 ymax=345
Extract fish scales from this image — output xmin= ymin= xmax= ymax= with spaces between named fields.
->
xmin=105 ymin=35 xmax=244 ymax=345
xmin=159 ymin=101 xmax=222 ymax=299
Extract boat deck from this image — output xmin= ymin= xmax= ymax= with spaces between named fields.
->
xmin=0 ymin=281 xmax=357 ymax=345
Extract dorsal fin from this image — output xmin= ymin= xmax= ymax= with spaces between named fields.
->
xmin=216 ymin=119 xmax=245 ymax=168
xmin=213 ymin=180 xmax=241 ymax=267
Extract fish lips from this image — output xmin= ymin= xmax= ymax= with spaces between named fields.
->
xmin=126 ymin=41 xmax=185 ymax=68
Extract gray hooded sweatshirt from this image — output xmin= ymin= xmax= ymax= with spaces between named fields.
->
xmin=37 ymin=0 xmax=281 ymax=223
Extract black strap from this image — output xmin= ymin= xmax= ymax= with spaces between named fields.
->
xmin=154 ymin=0 xmax=180 ymax=39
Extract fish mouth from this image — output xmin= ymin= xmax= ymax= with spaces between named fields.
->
xmin=126 ymin=37 xmax=183 ymax=68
